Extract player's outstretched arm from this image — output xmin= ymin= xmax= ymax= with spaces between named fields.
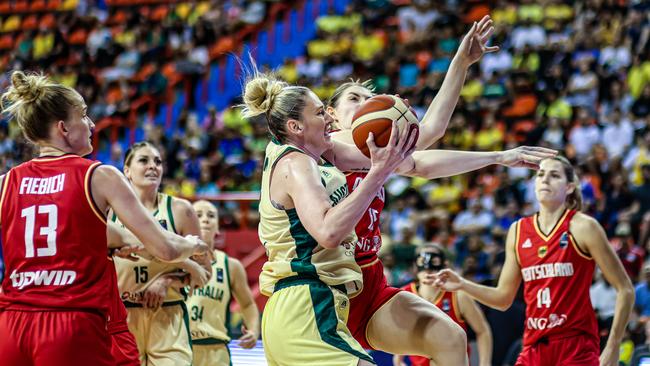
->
xmin=416 ymin=15 xmax=499 ymax=150
xmin=430 ymin=222 xmax=522 ymax=311
xmin=397 ymin=146 xmax=557 ymax=179
xmin=458 ymin=292 xmax=493 ymax=366
xmin=91 ymin=165 xmax=208 ymax=262
xmin=572 ymin=214 xmax=634 ymax=366
xmin=229 ymin=257 xmax=260 ymax=349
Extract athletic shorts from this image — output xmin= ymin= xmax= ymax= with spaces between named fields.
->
xmin=110 ymin=328 xmax=140 ymax=366
xmin=516 ymin=333 xmax=599 ymax=366
xmin=0 ymin=309 xmax=113 ymax=366
xmin=125 ymin=300 xmax=193 ymax=366
xmin=348 ymin=257 xmax=402 ymax=349
xmin=262 ymin=276 xmax=375 ymax=366
xmin=192 ymin=341 xmax=231 ymax=366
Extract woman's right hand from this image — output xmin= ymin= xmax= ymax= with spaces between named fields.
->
xmin=367 ymin=121 xmax=417 ymax=177
xmin=184 ymin=259 xmax=211 ymax=290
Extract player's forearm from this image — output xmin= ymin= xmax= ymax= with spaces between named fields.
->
xmin=242 ymin=302 xmax=261 ymax=339
xmin=461 ymin=280 xmax=514 ymax=311
xmin=606 ymin=284 xmax=635 ymax=348
xmin=319 ymin=170 xmax=386 ymax=248
xmin=415 ymin=57 xmax=469 ymax=150
xmin=404 ymin=150 xmax=501 ymax=179
xmin=476 ymin=329 xmax=493 ymax=366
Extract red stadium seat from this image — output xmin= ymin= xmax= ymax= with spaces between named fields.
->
xmin=40 ymin=13 xmax=56 ymax=29
xmin=150 ymin=5 xmax=168 ymax=22
xmin=21 ymin=15 xmax=38 ymax=30
xmin=0 ymin=2 xmax=10 ymax=14
xmin=46 ymin=0 xmax=62 ymax=11
xmin=0 ymin=33 xmax=14 ymax=50
xmin=67 ymin=28 xmax=88 ymax=45
xmin=30 ymin=0 xmax=47 ymax=12
xmin=13 ymin=1 xmax=29 ymax=12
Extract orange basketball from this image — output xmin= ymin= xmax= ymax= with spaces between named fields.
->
xmin=351 ymin=94 xmax=419 ymax=158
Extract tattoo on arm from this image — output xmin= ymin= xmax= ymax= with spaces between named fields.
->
xmin=271 ymin=200 xmax=286 ymax=210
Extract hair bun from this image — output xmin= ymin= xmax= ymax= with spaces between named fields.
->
xmin=242 ymin=75 xmax=286 ymax=118
xmin=7 ymin=71 xmax=48 ymax=104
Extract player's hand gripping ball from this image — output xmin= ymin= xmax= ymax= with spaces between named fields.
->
xmin=351 ymin=94 xmax=419 ymax=158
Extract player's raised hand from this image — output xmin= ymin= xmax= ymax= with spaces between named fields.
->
xmin=367 ymin=121 xmax=417 ymax=176
xmin=456 ymin=15 xmax=500 ymax=67
xmin=497 ymin=146 xmax=558 ymax=169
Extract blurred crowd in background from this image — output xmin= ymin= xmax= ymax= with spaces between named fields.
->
xmin=2 ymin=0 xmax=650 ymax=364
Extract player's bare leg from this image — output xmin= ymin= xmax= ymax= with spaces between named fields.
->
xmin=366 ymin=291 xmax=468 ymax=366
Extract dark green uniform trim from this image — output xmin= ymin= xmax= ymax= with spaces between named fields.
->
xmin=286 ymin=209 xmax=318 ymax=276
xmin=179 ymin=300 xmax=193 ymax=351
xmin=192 ymin=337 xmax=229 ymax=345
xmin=166 ymin=195 xmax=177 ymax=234
xmin=272 ymin=276 xmax=375 ymax=364
xmin=224 ymin=254 xmax=233 ymax=339
xmin=123 ymin=299 xmax=187 ymax=308
xmin=274 ymin=275 xmax=346 ymax=294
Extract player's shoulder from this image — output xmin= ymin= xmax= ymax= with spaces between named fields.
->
xmin=569 ymin=212 xmax=599 ymax=233
xmin=170 ymin=195 xmax=194 ymax=212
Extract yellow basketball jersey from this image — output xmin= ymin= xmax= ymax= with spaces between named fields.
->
xmin=186 ymin=250 xmax=232 ymax=343
xmin=258 ymin=140 xmax=362 ymax=297
xmin=113 ymin=193 xmax=185 ymax=303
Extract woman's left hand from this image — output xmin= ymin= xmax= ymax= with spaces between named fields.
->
xmin=456 ymin=15 xmax=500 ymax=67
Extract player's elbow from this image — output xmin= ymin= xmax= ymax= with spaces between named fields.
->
xmin=621 ymin=282 xmax=635 ymax=303
xmin=319 ymin=232 xmax=343 ymax=249
xmin=494 ymin=296 xmax=515 ymax=311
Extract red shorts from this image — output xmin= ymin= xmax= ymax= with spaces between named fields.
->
xmin=516 ymin=333 xmax=599 ymax=366
xmin=0 ymin=309 xmax=114 ymax=366
xmin=111 ymin=328 xmax=140 ymax=366
xmin=348 ymin=257 xmax=402 ymax=349
xmin=407 ymin=355 xmax=430 ymax=366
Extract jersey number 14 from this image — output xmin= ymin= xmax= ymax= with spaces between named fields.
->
xmin=537 ymin=287 xmax=552 ymax=308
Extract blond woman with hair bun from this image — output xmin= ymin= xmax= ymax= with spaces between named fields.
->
xmin=0 ymin=71 xmax=208 ymax=366
xmin=243 ymin=72 xmax=415 ymax=366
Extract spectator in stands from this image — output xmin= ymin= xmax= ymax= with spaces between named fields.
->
xmin=635 ymin=263 xmax=650 ymax=327
xmin=452 ymin=201 xmax=493 ymax=237
xmin=569 ymin=107 xmax=601 ymax=161
xmin=602 ymin=107 xmax=635 ymax=160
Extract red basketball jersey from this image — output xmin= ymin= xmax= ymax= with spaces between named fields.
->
xmin=0 ymin=154 xmax=111 ymax=314
xmin=515 ymin=209 xmax=598 ymax=346
xmin=403 ymin=282 xmax=467 ymax=331
xmin=346 ymin=172 xmax=386 ymax=265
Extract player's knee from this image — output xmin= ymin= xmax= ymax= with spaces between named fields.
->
xmin=432 ymin=319 xmax=466 ymax=352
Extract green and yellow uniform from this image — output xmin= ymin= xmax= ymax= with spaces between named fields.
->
xmin=186 ymin=250 xmax=233 ymax=366
xmin=112 ymin=193 xmax=192 ymax=366
xmin=258 ymin=141 xmax=373 ymax=366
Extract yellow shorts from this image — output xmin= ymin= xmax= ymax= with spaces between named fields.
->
xmin=262 ymin=277 xmax=374 ymax=366
xmin=125 ymin=301 xmax=192 ymax=366
xmin=191 ymin=341 xmax=230 ymax=366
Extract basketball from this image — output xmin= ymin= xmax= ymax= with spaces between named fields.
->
xmin=351 ymin=94 xmax=420 ymax=158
